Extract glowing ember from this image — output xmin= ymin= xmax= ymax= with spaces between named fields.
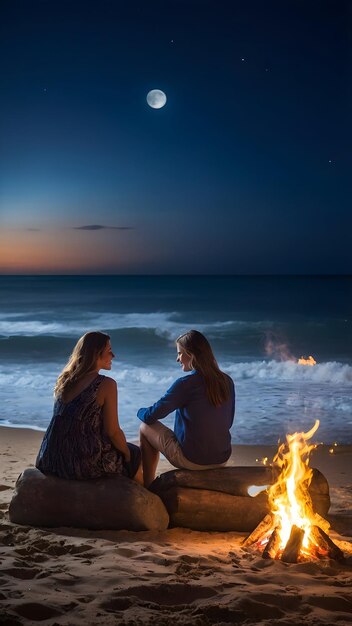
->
xmin=298 ymin=355 xmax=316 ymax=366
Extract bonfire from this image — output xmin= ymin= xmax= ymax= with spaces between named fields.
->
xmin=244 ymin=420 xmax=343 ymax=562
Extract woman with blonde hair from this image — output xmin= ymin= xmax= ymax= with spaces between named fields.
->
xmin=36 ymin=331 xmax=142 ymax=482
xmin=138 ymin=330 xmax=235 ymax=487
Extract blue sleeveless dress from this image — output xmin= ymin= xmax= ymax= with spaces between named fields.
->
xmin=36 ymin=374 xmax=134 ymax=480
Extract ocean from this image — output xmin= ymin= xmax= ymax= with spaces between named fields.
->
xmin=0 ymin=275 xmax=351 ymax=444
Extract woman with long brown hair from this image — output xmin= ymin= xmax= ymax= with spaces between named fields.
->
xmin=36 ymin=331 xmax=142 ymax=482
xmin=138 ymin=330 xmax=235 ymax=486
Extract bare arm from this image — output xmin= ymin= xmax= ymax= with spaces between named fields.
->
xmin=102 ymin=378 xmax=130 ymax=462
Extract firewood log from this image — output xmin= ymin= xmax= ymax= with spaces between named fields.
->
xmin=308 ymin=469 xmax=331 ymax=516
xmin=309 ymin=469 xmax=330 ymax=495
xmin=262 ymin=528 xmax=281 ymax=559
xmin=310 ymin=525 xmax=344 ymax=561
xmin=242 ymin=513 xmax=274 ymax=546
xmin=312 ymin=512 xmax=330 ymax=534
xmin=281 ymin=525 xmax=305 ymax=563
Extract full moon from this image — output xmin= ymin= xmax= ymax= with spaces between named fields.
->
xmin=147 ymin=89 xmax=167 ymax=109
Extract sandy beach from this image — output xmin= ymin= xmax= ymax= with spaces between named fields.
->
xmin=0 ymin=425 xmax=351 ymax=625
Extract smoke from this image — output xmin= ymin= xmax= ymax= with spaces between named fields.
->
xmin=264 ymin=331 xmax=296 ymax=362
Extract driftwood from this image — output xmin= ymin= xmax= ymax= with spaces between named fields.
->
xmin=281 ymin=525 xmax=305 ymax=563
xmin=9 ymin=468 xmax=169 ymax=531
xmin=149 ymin=466 xmax=330 ymax=532
xmin=262 ymin=528 xmax=281 ymax=560
xmin=151 ymin=467 xmax=274 ymax=497
xmin=310 ymin=525 xmax=344 ymax=561
xmin=150 ymin=467 xmax=330 ymax=518
xmin=159 ymin=487 xmax=270 ymax=532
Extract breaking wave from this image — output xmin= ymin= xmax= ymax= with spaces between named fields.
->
xmin=1 ymin=360 xmax=351 ymax=440
xmin=225 ymin=359 xmax=352 ymax=385
xmin=0 ymin=311 xmax=267 ymax=340
xmin=1 ymin=359 xmax=351 ymax=394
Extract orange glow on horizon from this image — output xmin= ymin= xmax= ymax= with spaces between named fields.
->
xmin=0 ymin=229 xmax=140 ymax=273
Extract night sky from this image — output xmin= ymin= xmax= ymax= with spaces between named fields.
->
xmin=0 ymin=0 xmax=351 ymax=274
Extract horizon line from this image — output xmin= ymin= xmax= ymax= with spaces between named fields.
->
xmin=0 ymin=273 xmax=351 ymax=278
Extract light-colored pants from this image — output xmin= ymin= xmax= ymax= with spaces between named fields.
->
xmin=140 ymin=421 xmax=227 ymax=470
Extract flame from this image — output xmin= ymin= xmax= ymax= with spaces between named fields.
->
xmin=266 ymin=420 xmax=321 ymax=555
xmin=298 ymin=355 xmax=316 ymax=366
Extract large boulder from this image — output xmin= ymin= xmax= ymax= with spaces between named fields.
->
xmin=9 ymin=468 xmax=169 ymax=531
xmin=150 ymin=467 xmax=330 ymax=532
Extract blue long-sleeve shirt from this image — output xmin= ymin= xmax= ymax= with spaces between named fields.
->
xmin=137 ymin=371 xmax=235 ymax=465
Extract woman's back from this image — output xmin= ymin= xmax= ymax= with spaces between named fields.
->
xmin=174 ymin=372 xmax=234 ymax=464
xmin=60 ymin=371 xmax=99 ymax=404
xmin=36 ymin=374 xmax=123 ymax=479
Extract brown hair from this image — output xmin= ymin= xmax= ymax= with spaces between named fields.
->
xmin=176 ymin=330 xmax=231 ymax=406
xmin=54 ymin=331 xmax=110 ymax=398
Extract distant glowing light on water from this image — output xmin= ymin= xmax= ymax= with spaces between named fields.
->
xmin=297 ymin=356 xmax=316 ymax=366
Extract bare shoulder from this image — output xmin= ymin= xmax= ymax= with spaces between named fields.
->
xmin=100 ymin=376 xmax=117 ymax=391
xmin=96 ymin=376 xmax=117 ymax=406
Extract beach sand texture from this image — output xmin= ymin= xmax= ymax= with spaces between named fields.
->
xmin=0 ymin=426 xmax=351 ymax=625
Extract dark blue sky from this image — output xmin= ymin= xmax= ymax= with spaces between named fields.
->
xmin=0 ymin=0 xmax=351 ymax=274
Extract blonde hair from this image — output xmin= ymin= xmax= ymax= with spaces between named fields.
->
xmin=176 ymin=330 xmax=231 ymax=406
xmin=54 ymin=331 xmax=110 ymax=398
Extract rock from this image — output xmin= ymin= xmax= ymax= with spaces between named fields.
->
xmin=9 ymin=468 xmax=169 ymax=531
xmin=150 ymin=466 xmax=330 ymax=532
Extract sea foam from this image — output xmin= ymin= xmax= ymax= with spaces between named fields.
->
xmin=225 ymin=359 xmax=352 ymax=385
